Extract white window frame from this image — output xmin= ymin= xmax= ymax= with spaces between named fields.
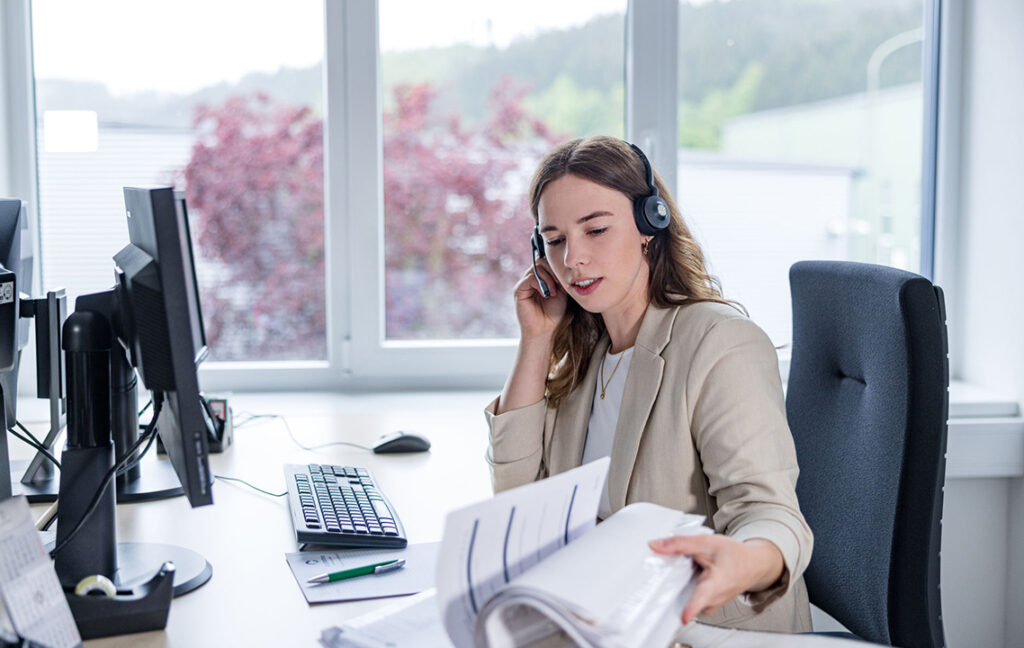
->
xmin=1 ymin=0 xmax=945 ymax=392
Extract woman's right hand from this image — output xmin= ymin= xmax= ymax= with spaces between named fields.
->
xmin=496 ymin=261 xmax=567 ymax=414
xmin=513 ymin=260 xmax=567 ymax=341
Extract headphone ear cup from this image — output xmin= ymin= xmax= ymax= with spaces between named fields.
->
xmin=634 ymin=195 xmax=671 ymax=236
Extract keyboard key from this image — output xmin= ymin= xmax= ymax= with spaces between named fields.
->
xmin=371 ymin=500 xmax=393 ymax=519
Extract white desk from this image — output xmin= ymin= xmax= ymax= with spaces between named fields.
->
xmin=18 ymin=391 xmax=875 ymax=647
xmin=25 ymin=391 xmax=496 ymax=647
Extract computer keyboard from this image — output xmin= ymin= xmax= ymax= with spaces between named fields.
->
xmin=284 ymin=463 xmax=408 ymax=549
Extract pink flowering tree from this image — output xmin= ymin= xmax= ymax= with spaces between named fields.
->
xmin=182 ymin=78 xmax=559 ymax=360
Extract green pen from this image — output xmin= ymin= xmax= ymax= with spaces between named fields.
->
xmin=307 ymin=559 xmax=406 ymax=584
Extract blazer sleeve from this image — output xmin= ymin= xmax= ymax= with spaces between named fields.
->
xmin=686 ymin=316 xmax=813 ymax=609
xmin=483 ymin=396 xmax=549 ymax=493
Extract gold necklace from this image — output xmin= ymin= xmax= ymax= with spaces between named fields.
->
xmin=599 ymin=351 xmax=626 ymax=400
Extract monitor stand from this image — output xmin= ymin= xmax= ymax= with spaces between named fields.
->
xmin=55 ymin=308 xmax=211 ymax=638
xmin=44 ymin=532 xmax=211 ymax=598
xmin=0 ymin=424 xmax=10 ymax=500
xmin=13 ymin=348 xmax=184 ymax=503
xmin=15 ymin=452 xmax=184 ymax=503
xmin=9 ymin=289 xmax=184 ymax=503
xmin=111 ymin=543 xmax=211 ymax=596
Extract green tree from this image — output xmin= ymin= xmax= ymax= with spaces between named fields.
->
xmin=524 ymin=76 xmax=624 ymax=139
xmin=679 ymin=63 xmax=764 ymax=149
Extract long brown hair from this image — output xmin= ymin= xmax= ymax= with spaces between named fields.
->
xmin=529 ymin=136 xmax=734 ymax=405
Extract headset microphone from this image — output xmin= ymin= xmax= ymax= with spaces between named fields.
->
xmin=531 ymin=226 xmax=551 ymax=298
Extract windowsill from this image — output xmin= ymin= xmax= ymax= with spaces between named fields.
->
xmin=946 ymin=380 xmax=1023 ymax=479
xmin=949 ymin=380 xmax=1020 ymax=418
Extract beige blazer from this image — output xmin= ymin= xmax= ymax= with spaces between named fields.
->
xmin=485 ymin=300 xmax=813 ymax=634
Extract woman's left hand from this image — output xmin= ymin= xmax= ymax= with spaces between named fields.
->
xmin=648 ymin=534 xmax=784 ymax=624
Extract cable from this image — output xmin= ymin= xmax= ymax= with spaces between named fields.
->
xmin=8 ymin=423 xmax=61 ymax=469
xmin=35 ymin=501 xmax=58 ymax=531
xmin=116 ymin=420 xmax=160 ymax=477
xmin=231 ymin=412 xmax=275 ymax=427
xmin=214 ymin=475 xmax=286 ymax=498
xmin=138 ymin=399 xmax=152 ymax=417
xmin=234 ymin=411 xmax=373 ymax=452
xmin=49 ymin=400 xmax=162 ymax=559
xmin=14 ymin=420 xmax=46 ymax=448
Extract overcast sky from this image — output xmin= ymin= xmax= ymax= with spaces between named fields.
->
xmin=32 ymin=0 xmax=625 ymax=96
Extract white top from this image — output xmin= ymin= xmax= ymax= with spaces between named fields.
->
xmin=582 ymin=346 xmax=634 ymax=520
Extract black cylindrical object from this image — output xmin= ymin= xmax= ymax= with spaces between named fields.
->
xmin=63 ymin=310 xmax=111 ymax=449
xmin=55 ymin=310 xmax=117 ymax=586
xmin=111 ymin=347 xmax=140 ymax=486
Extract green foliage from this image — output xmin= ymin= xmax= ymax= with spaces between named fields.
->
xmin=524 ymin=76 xmax=624 ymax=139
xmin=382 ymin=13 xmax=625 ymax=129
xmin=679 ymin=63 xmax=764 ymax=149
xmin=37 ymin=0 xmax=923 ymax=139
xmin=677 ymin=0 xmax=921 ymax=111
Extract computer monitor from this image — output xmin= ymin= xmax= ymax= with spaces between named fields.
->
xmin=0 ymin=198 xmax=30 ymax=431
xmin=0 ymin=198 xmax=33 ymax=502
xmin=54 ymin=187 xmax=214 ymax=611
xmin=0 ymin=194 xmax=180 ymax=506
xmin=115 ymin=186 xmax=211 ymax=505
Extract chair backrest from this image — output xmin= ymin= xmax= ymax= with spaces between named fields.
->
xmin=786 ymin=261 xmax=948 ymax=648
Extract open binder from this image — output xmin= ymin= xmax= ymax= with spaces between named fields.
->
xmin=322 ymin=459 xmax=709 ymax=648
xmin=471 ymin=501 xmax=709 ymax=648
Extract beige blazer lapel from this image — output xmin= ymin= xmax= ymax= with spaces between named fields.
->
xmin=607 ymin=304 xmax=680 ymax=510
xmin=547 ymin=336 xmax=609 ymax=475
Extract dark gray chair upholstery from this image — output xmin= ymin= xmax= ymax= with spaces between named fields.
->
xmin=786 ymin=261 xmax=948 ymax=648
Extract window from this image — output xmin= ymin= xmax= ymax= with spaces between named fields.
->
xmin=31 ymin=0 xmax=325 ymax=362
xmin=378 ymin=1 xmax=625 ymax=341
xmin=3 ymin=0 xmax=939 ymax=388
xmin=673 ymin=0 xmax=925 ymax=345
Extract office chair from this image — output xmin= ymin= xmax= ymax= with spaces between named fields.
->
xmin=786 ymin=261 xmax=948 ymax=648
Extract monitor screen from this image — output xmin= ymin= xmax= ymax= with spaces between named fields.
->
xmin=114 ymin=187 xmax=212 ymax=507
xmin=0 ymin=199 xmax=28 ymax=430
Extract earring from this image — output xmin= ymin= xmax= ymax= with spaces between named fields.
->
xmin=642 ymin=239 xmax=650 ymax=256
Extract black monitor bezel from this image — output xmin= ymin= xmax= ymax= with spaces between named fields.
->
xmin=116 ymin=187 xmax=211 ymax=507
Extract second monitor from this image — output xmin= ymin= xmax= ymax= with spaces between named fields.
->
xmin=54 ymin=187 xmax=215 ymax=618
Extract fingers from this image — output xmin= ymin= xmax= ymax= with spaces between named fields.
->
xmin=680 ymin=567 xmax=736 ymax=624
xmin=532 ymin=259 xmax=558 ymax=295
xmin=650 ymin=534 xmax=741 ymax=625
xmin=649 ymin=534 xmax=714 ymax=556
xmin=681 ymin=575 xmax=719 ymax=624
xmin=515 ymin=271 xmax=548 ymax=300
xmin=682 ymin=568 xmax=715 ymax=624
xmin=516 ymin=262 xmax=560 ymax=301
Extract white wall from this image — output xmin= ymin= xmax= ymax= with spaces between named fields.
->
xmin=954 ymin=0 xmax=1024 ymax=645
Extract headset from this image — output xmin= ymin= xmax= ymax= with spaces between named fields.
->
xmin=531 ymin=141 xmax=669 ymax=297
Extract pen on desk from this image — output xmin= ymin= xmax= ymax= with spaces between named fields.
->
xmin=307 ymin=559 xmax=406 ymax=584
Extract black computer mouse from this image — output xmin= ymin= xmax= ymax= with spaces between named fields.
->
xmin=372 ymin=431 xmax=431 ymax=454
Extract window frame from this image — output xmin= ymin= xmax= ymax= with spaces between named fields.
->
xmin=1 ymin=0 xmax=943 ymax=392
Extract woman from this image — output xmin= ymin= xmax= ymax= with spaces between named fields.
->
xmin=484 ymin=136 xmax=812 ymax=633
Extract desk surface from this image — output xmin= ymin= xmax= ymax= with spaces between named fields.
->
xmin=25 ymin=391 xmax=496 ymax=647
xmin=19 ymin=390 xmax=867 ymax=648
